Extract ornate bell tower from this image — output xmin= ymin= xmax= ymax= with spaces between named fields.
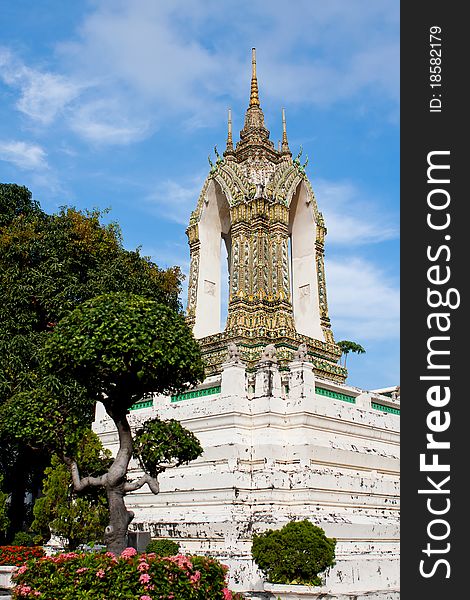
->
xmin=186 ymin=49 xmax=346 ymax=383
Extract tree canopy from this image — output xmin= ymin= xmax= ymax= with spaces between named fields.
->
xmin=35 ymin=292 xmax=204 ymax=553
xmin=336 ymin=340 xmax=366 ymax=367
xmin=0 ymin=184 xmax=40 ymax=227
xmin=0 ymin=183 xmax=186 ymax=539
xmin=42 ymin=293 xmax=205 ymax=414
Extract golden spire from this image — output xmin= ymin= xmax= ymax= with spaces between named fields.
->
xmin=250 ymin=48 xmax=260 ymax=107
xmin=238 ymin=47 xmax=274 ymax=156
xmin=225 ymin=108 xmax=234 ymax=153
xmin=281 ymin=107 xmax=291 ymax=154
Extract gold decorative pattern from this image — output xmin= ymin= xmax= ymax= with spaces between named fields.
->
xmin=185 ymin=49 xmax=345 ymax=383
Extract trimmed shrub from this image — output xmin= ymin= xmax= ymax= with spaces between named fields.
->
xmin=0 ymin=546 xmax=45 ymax=566
xmin=11 ymin=547 xmax=240 ymax=599
xmin=251 ymin=520 xmax=336 ymax=586
xmin=11 ymin=532 xmax=35 ymax=547
xmin=145 ymin=538 xmax=180 ymax=556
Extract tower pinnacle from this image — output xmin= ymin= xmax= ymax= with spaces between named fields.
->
xmin=225 ymin=108 xmax=234 ymax=153
xmin=250 ymin=48 xmax=260 ymax=107
xmin=281 ymin=108 xmax=291 ymax=154
xmin=237 ymin=48 xmax=274 ymax=156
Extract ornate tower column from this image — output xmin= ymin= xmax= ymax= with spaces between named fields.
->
xmin=186 ymin=49 xmax=345 ymax=383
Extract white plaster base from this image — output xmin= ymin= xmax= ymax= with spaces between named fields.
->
xmin=263 ymin=584 xmax=399 ymax=600
xmin=93 ymin=366 xmax=400 ymax=595
xmin=0 ymin=566 xmax=16 ymax=590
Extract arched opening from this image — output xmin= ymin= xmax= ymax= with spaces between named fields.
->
xmin=288 ymin=181 xmax=325 ymax=341
xmin=192 ymin=180 xmax=231 ymax=338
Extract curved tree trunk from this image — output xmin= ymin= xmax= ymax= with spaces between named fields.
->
xmin=102 ymin=414 xmax=135 ymax=554
xmin=104 ymin=482 xmax=134 ymax=555
xmin=68 ymin=411 xmax=160 ymax=555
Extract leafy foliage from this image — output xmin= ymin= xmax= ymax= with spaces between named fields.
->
xmin=337 ymin=340 xmax=366 ymax=367
xmin=11 ymin=532 xmax=37 ymax=547
xmin=12 ymin=549 xmax=237 ymax=599
xmin=0 ymin=183 xmax=182 ymax=410
xmin=26 ymin=292 xmax=204 ymax=554
xmin=145 ymin=538 xmax=180 ymax=556
xmin=134 ymin=418 xmax=203 ymax=478
xmin=0 ymin=183 xmax=184 ymax=538
xmin=42 ymin=292 xmax=205 ymax=412
xmin=251 ymin=520 xmax=336 ymax=586
xmin=0 ymin=375 xmax=95 ymax=457
xmin=0 ymin=474 xmax=8 ymax=534
xmin=0 ymin=183 xmax=40 ymax=227
xmin=31 ymin=431 xmax=112 ymax=550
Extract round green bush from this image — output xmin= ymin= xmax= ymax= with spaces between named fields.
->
xmin=251 ymin=520 xmax=336 ymax=586
xmin=145 ymin=538 xmax=180 ymax=556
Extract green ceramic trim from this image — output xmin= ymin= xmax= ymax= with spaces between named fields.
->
xmin=171 ymin=385 xmax=221 ymax=403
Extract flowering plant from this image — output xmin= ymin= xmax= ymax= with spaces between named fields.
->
xmin=0 ymin=546 xmax=45 ymax=566
xmin=11 ymin=548 xmax=244 ymax=599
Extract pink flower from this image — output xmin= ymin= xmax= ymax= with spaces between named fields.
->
xmin=223 ymin=589 xmax=232 ymax=600
xmin=96 ymin=569 xmax=105 ymax=578
xmin=139 ymin=573 xmax=151 ymax=584
xmin=140 ymin=596 xmax=152 ymax=600
xmin=189 ymin=570 xmax=201 ymax=585
xmin=76 ymin=567 xmax=89 ymax=574
xmin=164 ymin=554 xmax=193 ymax=570
xmin=120 ymin=547 xmax=138 ymax=558
xmin=138 ymin=561 xmax=150 ymax=571
xmin=17 ymin=565 xmax=28 ymax=575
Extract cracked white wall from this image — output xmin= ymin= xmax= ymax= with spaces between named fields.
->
xmin=93 ymin=362 xmax=399 ymax=594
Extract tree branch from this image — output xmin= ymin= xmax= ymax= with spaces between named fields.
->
xmin=106 ymin=414 xmax=133 ymax=487
xmin=124 ymin=473 xmax=160 ymax=494
xmin=66 ymin=458 xmax=107 ymax=492
xmin=157 ymin=462 xmax=179 ymax=471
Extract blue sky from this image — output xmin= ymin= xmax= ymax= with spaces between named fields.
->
xmin=0 ymin=0 xmax=399 ymax=391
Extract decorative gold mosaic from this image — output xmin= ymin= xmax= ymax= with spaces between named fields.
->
xmin=186 ymin=49 xmax=346 ymax=383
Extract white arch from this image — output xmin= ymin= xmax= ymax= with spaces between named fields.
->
xmin=193 ymin=180 xmax=231 ymax=338
xmin=288 ymin=180 xmax=325 ymax=341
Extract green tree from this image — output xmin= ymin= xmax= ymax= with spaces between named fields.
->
xmin=0 ymin=474 xmax=8 ymax=536
xmin=36 ymin=292 xmax=205 ymax=554
xmin=0 ymin=183 xmax=40 ymax=227
xmin=336 ymin=340 xmax=366 ymax=368
xmin=0 ymin=183 xmax=182 ymax=538
xmin=31 ymin=430 xmax=112 ymax=550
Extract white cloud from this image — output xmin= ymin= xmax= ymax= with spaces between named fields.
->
xmin=145 ymin=174 xmax=206 ymax=225
xmin=58 ymin=1 xmax=221 ymax=113
xmin=0 ymin=47 xmax=82 ymax=125
xmin=0 ymin=140 xmax=49 ymax=170
xmin=0 ymin=0 xmax=398 ymax=148
xmin=69 ymin=99 xmax=150 ymax=145
xmin=326 ymin=256 xmax=399 ymax=342
xmin=314 ymin=179 xmax=398 ymax=245
xmin=53 ymin=0 xmax=398 ymax=128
